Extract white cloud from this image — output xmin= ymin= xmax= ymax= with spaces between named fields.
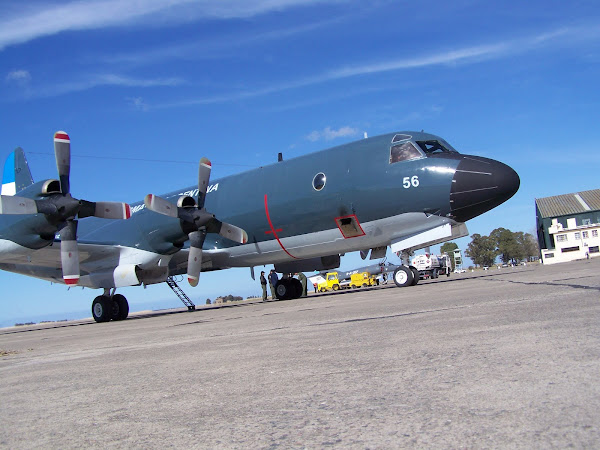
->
xmin=5 ymin=69 xmax=31 ymax=84
xmin=0 ymin=0 xmax=343 ymax=50
xmin=157 ymin=25 xmax=598 ymax=109
xmin=306 ymin=126 xmax=360 ymax=142
xmin=35 ymin=73 xmax=184 ymax=98
xmin=127 ymin=96 xmax=149 ymax=111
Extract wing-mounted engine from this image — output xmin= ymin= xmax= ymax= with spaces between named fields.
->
xmin=0 ymin=131 xmax=131 ymax=286
xmin=144 ymin=157 xmax=247 ymax=286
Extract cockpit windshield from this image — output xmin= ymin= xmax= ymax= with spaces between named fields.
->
xmin=415 ymin=140 xmax=458 ymax=155
xmin=389 ymin=141 xmax=423 ymax=164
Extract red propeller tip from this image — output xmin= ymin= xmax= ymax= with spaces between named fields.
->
xmin=125 ymin=204 xmax=131 ymax=219
xmin=64 ymin=276 xmax=79 ymax=286
xmin=54 ymin=131 xmax=70 ymax=142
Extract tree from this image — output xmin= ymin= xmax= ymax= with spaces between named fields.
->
xmin=491 ymin=227 xmax=524 ymax=264
xmin=465 ymin=233 xmax=497 ymax=267
xmin=518 ymin=232 xmax=539 ymax=261
xmin=441 ymin=241 xmax=459 ymax=270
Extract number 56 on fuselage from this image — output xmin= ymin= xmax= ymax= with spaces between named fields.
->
xmin=0 ymin=130 xmax=519 ymax=322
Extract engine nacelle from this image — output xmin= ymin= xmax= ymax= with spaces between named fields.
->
xmin=41 ymin=179 xmax=61 ymax=195
xmin=177 ymin=196 xmax=197 ymax=208
xmin=275 ymin=255 xmax=340 ymax=274
xmin=81 ymin=264 xmax=169 ymax=289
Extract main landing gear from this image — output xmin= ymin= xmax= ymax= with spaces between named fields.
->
xmin=91 ymin=289 xmax=129 ymax=323
xmin=275 ymin=278 xmax=303 ymax=300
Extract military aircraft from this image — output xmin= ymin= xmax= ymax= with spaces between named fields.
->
xmin=0 ymin=130 xmax=519 ymax=322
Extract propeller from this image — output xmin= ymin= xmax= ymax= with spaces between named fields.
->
xmin=144 ymin=157 xmax=247 ymax=286
xmin=0 ymin=131 xmax=131 ymax=286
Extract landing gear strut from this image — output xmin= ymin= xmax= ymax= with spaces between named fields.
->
xmin=91 ymin=289 xmax=129 ymax=323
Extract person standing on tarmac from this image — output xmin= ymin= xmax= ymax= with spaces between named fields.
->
xmin=268 ymin=269 xmax=279 ymax=300
xmin=260 ymin=271 xmax=268 ymax=301
xmin=297 ymin=272 xmax=308 ymax=297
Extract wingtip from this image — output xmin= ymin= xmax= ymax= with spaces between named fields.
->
xmin=188 ymin=276 xmax=199 ymax=287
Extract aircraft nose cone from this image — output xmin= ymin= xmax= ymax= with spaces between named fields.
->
xmin=450 ymin=155 xmax=520 ymax=222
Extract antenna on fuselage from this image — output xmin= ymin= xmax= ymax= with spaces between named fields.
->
xmin=278 ymin=152 xmax=283 ymax=162
xmin=364 ymin=132 xmax=368 ymax=139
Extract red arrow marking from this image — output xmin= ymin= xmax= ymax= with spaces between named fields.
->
xmin=264 ymin=194 xmax=297 ymax=259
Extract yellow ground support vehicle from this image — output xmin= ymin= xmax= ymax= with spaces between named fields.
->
xmin=349 ymin=271 xmax=378 ymax=288
xmin=317 ymin=272 xmax=350 ymax=292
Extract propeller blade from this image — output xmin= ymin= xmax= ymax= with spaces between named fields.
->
xmin=187 ymin=230 xmax=206 ymax=287
xmin=144 ymin=194 xmax=178 ymax=218
xmin=79 ymin=201 xmax=131 ymax=220
xmin=197 ymin=157 xmax=211 ymax=209
xmin=94 ymin=202 xmax=131 ymax=219
xmin=218 ymin=222 xmax=248 ymax=244
xmin=60 ymin=220 xmax=80 ymax=286
xmin=54 ymin=131 xmax=71 ymax=195
xmin=0 ymin=195 xmax=38 ymax=214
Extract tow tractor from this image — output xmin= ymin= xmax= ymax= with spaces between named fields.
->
xmin=317 ymin=272 xmax=350 ymax=292
xmin=349 ymin=271 xmax=379 ymax=288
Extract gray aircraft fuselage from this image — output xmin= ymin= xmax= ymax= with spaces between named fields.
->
xmin=0 ymin=131 xmax=519 ymax=286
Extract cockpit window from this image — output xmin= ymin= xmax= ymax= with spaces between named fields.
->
xmin=392 ymin=134 xmax=412 ymax=143
xmin=389 ymin=141 xmax=422 ymax=164
xmin=416 ymin=140 xmax=458 ymax=155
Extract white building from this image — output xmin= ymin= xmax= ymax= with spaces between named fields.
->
xmin=536 ymin=189 xmax=600 ymax=265
xmin=540 ymin=217 xmax=600 ymax=264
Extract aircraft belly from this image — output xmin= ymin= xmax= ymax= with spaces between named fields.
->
xmin=222 ymin=212 xmax=454 ymax=267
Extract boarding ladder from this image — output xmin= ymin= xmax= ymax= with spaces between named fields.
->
xmin=166 ymin=276 xmax=196 ymax=311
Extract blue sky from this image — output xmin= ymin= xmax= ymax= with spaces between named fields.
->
xmin=1 ymin=0 xmax=599 ymax=325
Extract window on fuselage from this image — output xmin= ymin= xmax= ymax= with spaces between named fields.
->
xmin=389 ymin=141 xmax=422 ymax=164
xmin=416 ymin=140 xmax=459 ymax=156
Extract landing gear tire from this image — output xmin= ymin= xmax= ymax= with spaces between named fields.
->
xmin=111 ymin=294 xmax=129 ymax=321
xmin=409 ymin=266 xmax=419 ymax=286
xmin=393 ymin=266 xmax=414 ymax=288
xmin=275 ymin=278 xmax=302 ymax=300
xmin=92 ymin=295 xmax=113 ymax=323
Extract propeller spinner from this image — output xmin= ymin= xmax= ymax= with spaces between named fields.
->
xmin=0 ymin=131 xmax=131 ymax=285
xmin=144 ymin=157 xmax=248 ymax=286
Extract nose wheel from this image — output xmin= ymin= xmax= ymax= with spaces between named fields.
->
xmin=92 ymin=293 xmax=129 ymax=322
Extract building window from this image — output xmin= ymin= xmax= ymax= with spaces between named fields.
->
xmin=583 ymin=231 xmax=589 ymax=239
xmin=574 ymin=232 xmax=581 ymax=240
xmin=561 ymin=246 xmax=580 ymax=253
xmin=593 ymin=230 xmax=599 ymax=238
xmin=545 ymin=253 xmax=554 ymax=258
xmin=556 ymin=234 xmax=567 ymax=242
xmin=583 ymin=219 xmax=591 ymax=225
xmin=589 ymin=246 xmax=599 ymax=253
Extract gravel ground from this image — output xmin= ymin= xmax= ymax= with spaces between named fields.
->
xmin=1 ymin=258 xmax=599 ymax=448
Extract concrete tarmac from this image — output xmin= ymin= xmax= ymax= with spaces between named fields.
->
xmin=1 ymin=259 xmax=599 ymax=448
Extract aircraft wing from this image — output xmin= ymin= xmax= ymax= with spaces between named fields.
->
xmin=0 ymin=241 xmax=223 ymax=288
